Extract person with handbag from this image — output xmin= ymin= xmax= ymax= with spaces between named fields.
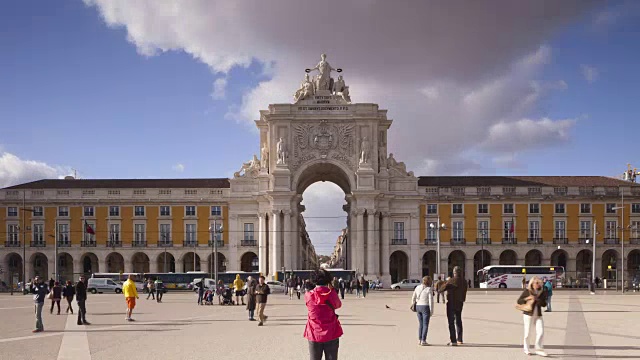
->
xmin=49 ymin=281 xmax=63 ymax=315
xmin=516 ymin=276 xmax=548 ymax=357
xmin=411 ymin=276 xmax=434 ymax=346
xmin=304 ymin=269 xmax=343 ymax=360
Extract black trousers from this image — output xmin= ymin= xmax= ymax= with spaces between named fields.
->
xmin=157 ymin=291 xmax=163 ymax=302
xmin=339 ymin=288 xmax=345 ymax=299
xmin=147 ymin=289 xmax=155 ymax=300
xmin=309 ymin=338 xmax=339 ymax=360
xmin=446 ymin=302 xmax=463 ymax=343
xmin=77 ymin=300 xmax=87 ymax=323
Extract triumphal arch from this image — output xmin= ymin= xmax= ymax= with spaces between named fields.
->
xmin=229 ymin=54 xmax=421 ymax=284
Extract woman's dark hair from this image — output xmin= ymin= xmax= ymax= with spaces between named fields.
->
xmin=312 ymin=269 xmax=332 ymax=286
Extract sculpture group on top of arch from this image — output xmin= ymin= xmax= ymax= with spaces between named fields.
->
xmin=294 ymin=54 xmax=351 ymax=103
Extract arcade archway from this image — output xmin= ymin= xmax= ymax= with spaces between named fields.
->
xmin=157 ymin=252 xmax=176 ymax=273
xmin=132 ymin=252 xmax=150 ymax=273
xmin=57 ymin=252 xmax=74 ymax=282
xmin=106 ymin=252 xmax=124 ymax=273
xmin=241 ymin=252 xmax=258 ymax=272
xmin=182 ymin=252 xmax=201 ymax=272
xmin=601 ymin=249 xmax=618 ymax=280
xmin=525 ymin=250 xmax=543 ymax=266
xmin=422 ymin=250 xmax=437 ymax=277
xmin=4 ymin=253 xmax=23 ymax=283
xmin=499 ymin=250 xmax=517 ymax=265
xmin=30 ymin=252 xmax=48 ymax=279
xmin=448 ymin=250 xmax=465 ymax=277
xmin=389 ymin=251 xmax=408 ymax=284
xmin=81 ymin=253 xmax=99 ymax=274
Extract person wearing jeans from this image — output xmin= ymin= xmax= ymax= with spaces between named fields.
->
xmin=439 ymin=266 xmax=468 ymax=346
xmin=304 ymin=269 xmax=343 ymax=360
xmin=412 ymin=276 xmax=434 ymax=346
xmin=75 ymin=276 xmax=90 ymax=325
xmin=543 ymin=278 xmax=553 ymax=312
xmin=30 ymin=276 xmax=48 ymax=333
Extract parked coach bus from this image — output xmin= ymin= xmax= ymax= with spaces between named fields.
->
xmin=478 ymin=265 xmax=565 ymax=289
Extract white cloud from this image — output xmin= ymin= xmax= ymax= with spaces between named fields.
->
xmin=301 ymin=182 xmax=347 ymax=256
xmin=211 ymin=77 xmax=227 ymax=100
xmin=481 ymin=117 xmax=576 ymax=153
xmin=581 ymin=64 xmax=599 ymax=83
xmin=172 ymin=163 xmax=185 ymax=172
xmin=0 ymin=152 xmax=70 ymax=188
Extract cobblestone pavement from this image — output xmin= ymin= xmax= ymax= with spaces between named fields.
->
xmin=1 ymin=290 xmax=639 ymax=360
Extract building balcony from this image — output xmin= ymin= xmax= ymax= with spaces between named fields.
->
xmin=81 ymin=240 xmax=96 ymax=247
xmin=107 ymin=241 xmax=122 ymax=248
xmin=424 ymin=239 xmax=437 ymax=245
xmin=475 ymin=238 xmax=491 ymax=245
xmin=391 ymin=238 xmax=408 ymax=245
xmin=157 ymin=242 xmax=173 ymax=248
xmin=450 ymin=238 xmax=466 ymax=245
xmin=208 ymin=240 xmax=224 ymax=247
xmin=241 ymin=239 xmax=257 ymax=246
xmin=604 ymin=238 xmax=620 ymax=245
xmin=4 ymin=241 xmax=21 ymax=247
xmin=132 ymin=241 xmax=147 ymax=247
xmin=502 ymin=238 xmax=517 ymax=245
xmin=553 ymin=237 xmax=568 ymax=244
xmin=30 ymin=241 xmax=46 ymax=247
xmin=578 ymin=238 xmax=592 ymax=245
xmin=57 ymin=242 xmax=71 ymax=248
xmin=183 ymin=241 xmax=198 ymax=247
xmin=527 ymin=238 xmax=543 ymax=245
xmin=630 ymin=238 xmax=640 ymax=245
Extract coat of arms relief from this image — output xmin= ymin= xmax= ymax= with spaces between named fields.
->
xmin=292 ymin=120 xmax=355 ymax=169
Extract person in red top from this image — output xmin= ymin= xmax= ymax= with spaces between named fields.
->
xmin=304 ymin=269 xmax=343 ymax=360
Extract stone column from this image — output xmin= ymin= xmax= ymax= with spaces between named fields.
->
xmin=381 ymin=212 xmax=391 ymax=283
xmin=409 ymin=213 xmax=421 ymax=279
xmin=25 ymin=257 xmax=33 ymax=282
xmin=269 ymin=210 xmax=281 ymax=278
xmin=258 ymin=213 xmax=267 ymax=275
xmin=291 ymin=212 xmax=298 ymax=270
xmin=98 ymin=257 xmax=106 ymax=274
xmin=229 ymin=215 xmax=239 ymax=272
xmin=283 ymin=210 xmax=292 ymax=270
xmin=355 ymin=209 xmax=365 ymax=275
xmin=124 ymin=255 xmax=133 ymax=274
xmin=149 ymin=256 xmax=159 ymax=273
xmin=465 ymin=257 xmax=474 ymax=285
xmin=73 ymin=259 xmax=82 ymax=277
xmin=366 ymin=210 xmax=377 ymax=276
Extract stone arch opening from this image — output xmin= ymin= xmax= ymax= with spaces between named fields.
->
xmin=57 ymin=252 xmax=74 ymax=282
xmin=473 ymin=250 xmax=491 ymax=286
xmin=4 ymin=253 xmax=23 ymax=283
xmin=30 ymin=252 xmax=48 ymax=279
xmin=422 ymin=250 xmax=437 ymax=277
xmin=576 ymin=249 xmax=593 ymax=279
xmin=157 ymin=252 xmax=176 ymax=273
xmin=81 ymin=253 xmax=99 ymax=275
xmin=106 ymin=252 xmax=124 ymax=273
xmin=628 ymin=250 xmax=640 ymax=279
xmin=525 ymin=250 xmax=543 ymax=266
xmin=448 ymin=250 xmax=465 ymax=277
xmin=295 ymin=160 xmax=354 ymax=272
xmin=241 ymin=252 xmax=259 ymax=272
xmin=182 ymin=252 xmax=201 ymax=272
xmin=132 ymin=252 xmax=150 ymax=273
xmin=207 ymin=253 xmax=227 ymax=273
xmin=389 ymin=250 xmax=408 ymax=284
xmin=551 ymin=249 xmax=568 ymax=271
xmin=602 ymin=249 xmax=618 ymax=280
xmin=499 ymin=249 xmax=517 ymax=265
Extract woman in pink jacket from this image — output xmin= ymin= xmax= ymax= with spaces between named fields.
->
xmin=304 ymin=269 xmax=343 ymax=360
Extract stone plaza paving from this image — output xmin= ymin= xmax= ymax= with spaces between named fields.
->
xmin=0 ymin=289 xmax=639 ymax=359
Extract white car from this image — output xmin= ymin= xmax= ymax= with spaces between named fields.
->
xmin=390 ymin=279 xmax=421 ymax=290
xmin=266 ymin=281 xmax=285 ymax=293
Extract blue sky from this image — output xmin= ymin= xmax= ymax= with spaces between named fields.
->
xmin=1 ymin=1 xmax=639 ymax=254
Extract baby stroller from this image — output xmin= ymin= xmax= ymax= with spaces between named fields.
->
xmin=221 ymin=288 xmax=234 ymax=305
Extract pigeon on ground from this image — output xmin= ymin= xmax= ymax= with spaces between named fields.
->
xmin=385 ymin=305 xmax=390 ymax=309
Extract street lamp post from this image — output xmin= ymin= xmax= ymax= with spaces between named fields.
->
xmin=20 ymin=191 xmax=35 ymax=292
xmin=613 ymin=189 xmax=626 ymax=292
xmin=429 ymin=217 xmax=447 ymax=277
xmin=586 ymin=223 xmax=598 ymax=294
xmin=209 ymin=223 xmax=222 ymax=287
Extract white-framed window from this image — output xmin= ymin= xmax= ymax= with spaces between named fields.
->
xmin=134 ymin=224 xmax=145 ymax=243
xmin=503 ymin=204 xmax=514 ymax=214
xmin=83 ymin=206 xmax=94 ymax=217
xmin=478 ymin=204 xmax=488 ymax=214
xmin=210 ymin=222 xmax=222 ymax=241
xmin=452 ymin=204 xmax=463 ymax=214
xmin=529 ymin=220 xmax=540 ymax=239
xmin=58 ymin=206 xmax=69 ymax=217
xmin=33 ymin=224 xmax=44 ymax=244
xmin=632 ymin=203 xmax=640 ymax=214
xmin=529 ymin=203 xmax=540 ymax=214
xmin=58 ymin=224 xmax=70 ymax=245
xmin=452 ymin=221 xmax=464 ymax=240
xmin=7 ymin=207 xmax=18 ymax=217
xmin=555 ymin=221 xmax=566 ymax=239
xmin=185 ymin=224 xmax=197 ymax=244
xmin=426 ymin=204 xmax=437 ymax=214
xmin=580 ymin=220 xmax=592 ymax=238
xmin=606 ymin=203 xmax=616 ymax=214
xmin=580 ymin=203 xmax=591 ymax=214
xmin=244 ymin=223 xmax=255 ymax=240
xmin=211 ymin=206 xmax=222 ymax=216
xmin=32 ymin=206 xmax=43 ymax=217
xmin=605 ymin=220 xmax=617 ymax=238
xmin=160 ymin=206 xmax=171 ymax=216
xmin=109 ymin=206 xmax=120 ymax=217
xmin=109 ymin=224 xmax=120 ymax=243
xmin=504 ymin=220 xmax=514 ymax=239
xmin=427 ymin=221 xmax=437 ymax=241
xmin=134 ymin=206 xmax=145 ymax=217
xmin=185 ymin=206 xmax=196 ymax=216
xmin=84 ymin=222 xmax=96 ymax=244
xmin=555 ymin=203 xmax=565 ymax=214
xmin=7 ymin=224 xmax=19 ymax=244
xmin=631 ymin=221 xmax=640 ymax=238
xmin=393 ymin=222 xmax=405 ymax=240
xmin=160 ymin=224 xmax=171 ymax=244
xmin=478 ymin=221 xmax=489 ymax=240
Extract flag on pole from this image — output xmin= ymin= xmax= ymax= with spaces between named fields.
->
xmin=509 ymin=217 xmax=515 ymax=241
xmin=84 ymin=221 xmax=95 ymax=235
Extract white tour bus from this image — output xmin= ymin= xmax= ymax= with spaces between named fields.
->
xmin=478 ymin=265 xmax=565 ymax=289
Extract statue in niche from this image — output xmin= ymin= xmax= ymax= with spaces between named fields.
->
xmin=308 ymin=53 xmax=339 ymax=91
xmin=359 ymin=136 xmax=371 ymax=165
xmin=293 ymin=73 xmax=315 ymax=103
xmin=276 ymin=137 xmax=288 ymax=165
xmin=260 ymin=144 xmax=269 ymax=170
xmin=378 ymin=144 xmax=387 ymax=170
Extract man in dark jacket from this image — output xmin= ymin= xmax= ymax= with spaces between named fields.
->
xmin=439 ymin=266 xmax=468 ymax=346
xmin=30 ymin=276 xmax=48 ymax=332
xmin=255 ymin=276 xmax=271 ymax=326
xmin=75 ymin=276 xmax=90 ymax=325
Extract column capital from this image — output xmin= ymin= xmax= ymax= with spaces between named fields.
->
xmin=381 ymin=211 xmax=391 ymax=218
xmin=352 ymin=208 xmax=366 ymax=216
xmin=271 ymin=209 xmax=281 ymax=216
xmin=282 ymin=209 xmax=292 ymax=216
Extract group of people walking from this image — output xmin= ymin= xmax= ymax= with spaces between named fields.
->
xmin=30 ymin=275 xmax=89 ymax=333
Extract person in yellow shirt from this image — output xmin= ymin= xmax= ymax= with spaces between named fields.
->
xmin=233 ymin=274 xmax=246 ymax=306
xmin=123 ymin=275 xmax=139 ymax=322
